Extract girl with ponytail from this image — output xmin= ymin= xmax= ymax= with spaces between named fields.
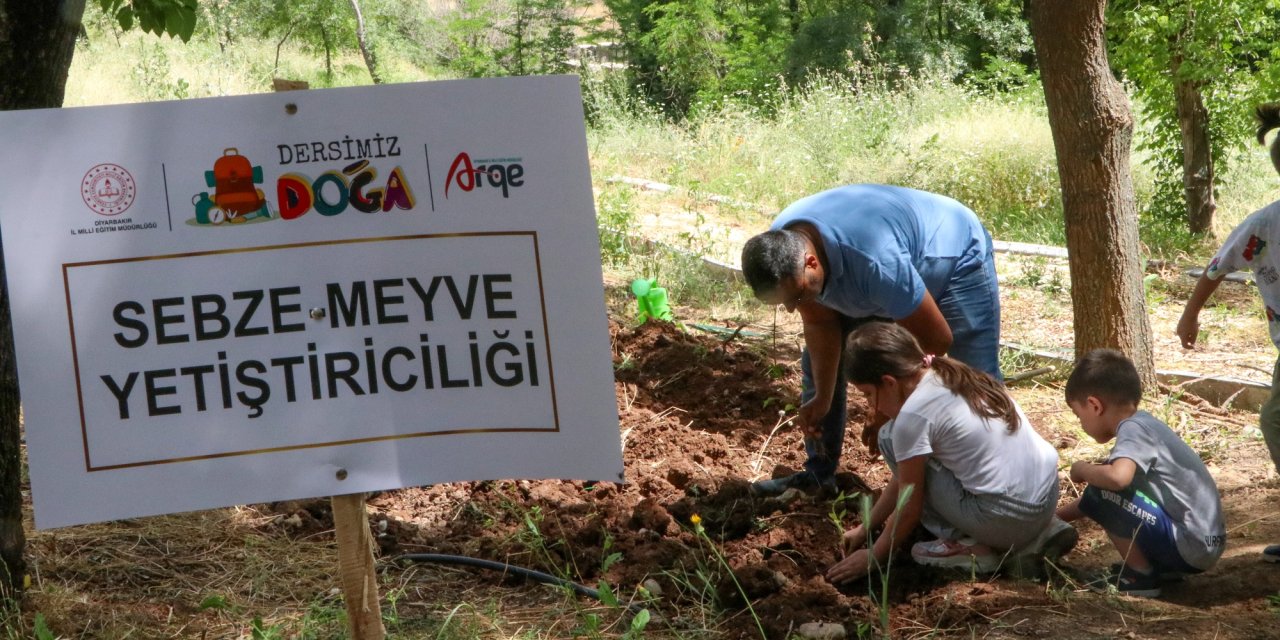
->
xmin=826 ymin=323 xmax=1073 ymax=584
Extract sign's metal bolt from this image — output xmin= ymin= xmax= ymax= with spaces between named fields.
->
xmin=285 ymin=103 xmax=298 ymax=115
xmin=335 ymin=468 xmax=348 ymax=481
xmin=310 ymin=308 xmax=326 ymax=320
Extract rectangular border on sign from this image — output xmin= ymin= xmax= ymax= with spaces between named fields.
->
xmin=62 ymin=231 xmax=559 ymax=472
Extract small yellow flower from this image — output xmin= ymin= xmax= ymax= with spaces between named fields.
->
xmin=690 ymin=514 xmax=702 ymax=525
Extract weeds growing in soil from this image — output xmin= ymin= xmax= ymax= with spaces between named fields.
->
xmin=827 ymin=492 xmax=857 ymax=543
xmin=690 ymin=513 xmax=768 ymax=639
xmin=860 ymin=484 xmax=915 ymax=640
xmin=0 ymin=596 xmax=43 ymax=640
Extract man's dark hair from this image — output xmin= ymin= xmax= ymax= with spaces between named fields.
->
xmin=741 ymin=229 xmax=805 ymax=295
xmin=1064 ymin=348 xmax=1142 ymax=406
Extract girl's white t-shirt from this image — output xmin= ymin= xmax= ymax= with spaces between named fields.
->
xmin=881 ymin=370 xmax=1059 ymax=503
xmin=1206 ymin=200 xmax=1280 ymax=349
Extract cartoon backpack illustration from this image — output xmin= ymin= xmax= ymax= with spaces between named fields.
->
xmin=198 ymin=148 xmax=270 ymax=224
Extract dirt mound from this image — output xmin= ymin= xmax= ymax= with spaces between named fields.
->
xmin=359 ymin=318 xmax=894 ymax=636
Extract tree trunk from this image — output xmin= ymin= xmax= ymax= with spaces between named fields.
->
xmin=0 ymin=0 xmax=87 ymax=598
xmin=349 ymin=0 xmax=382 ymax=84
xmin=1172 ymin=54 xmax=1215 ymax=234
xmin=1028 ymin=0 xmax=1156 ymax=389
xmin=510 ymin=1 xmax=527 ymax=76
xmin=273 ymin=23 xmax=295 ymax=77
xmin=0 ymin=1 xmax=86 ymax=110
xmin=321 ymin=24 xmax=333 ymax=80
xmin=875 ymin=0 xmax=905 ymax=51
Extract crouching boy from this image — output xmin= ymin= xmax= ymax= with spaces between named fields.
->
xmin=1057 ymin=349 xmax=1226 ymax=597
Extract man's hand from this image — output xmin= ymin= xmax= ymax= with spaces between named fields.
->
xmin=797 ymin=397 xmax=829 ymax=438
xmin=826 ymin=549 xmax=872 ymax=584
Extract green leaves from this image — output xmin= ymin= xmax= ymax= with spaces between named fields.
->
xmin=1109 ymin=0 xmax=1280 ymax=233
xmin=32 ymin=613 xmax=55 ymax=640
xmin=198 ymin=594 xmax=231 ymax=611
xmin=98 ymin=0 xmax=198 ymax=42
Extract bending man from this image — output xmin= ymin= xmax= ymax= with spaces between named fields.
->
xmin=741 ymin=184 xmax=1002 ymax=496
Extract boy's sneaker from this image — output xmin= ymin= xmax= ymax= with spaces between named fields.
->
xmin=1263 ymin=544 xmax=1280 ymax=563
xmin=1107 ymin=563 xmax=1185 ymax=583
xmin=911 ymin=538 xmax=1000 ymax=573
xmin=749 ymin=471 xmax=837 ymax=498
xmin=1085 ymin=566 xmax=1161 ymax=598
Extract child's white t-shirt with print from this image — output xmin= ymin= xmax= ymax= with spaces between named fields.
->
xmin=880 ymin=370 xmax=1059 ymax=506
xmin=1206 ymin=200 xmax=1280 ymax=349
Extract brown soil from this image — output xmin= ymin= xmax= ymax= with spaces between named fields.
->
xmin=371 ymin=318 xmax=1280 ymax=639
xmin=22 ymin=290 xmax=1280 ymax=639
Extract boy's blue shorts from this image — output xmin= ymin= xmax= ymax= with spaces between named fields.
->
xmin=1079 ymin=485 xmax=1202 ymax=575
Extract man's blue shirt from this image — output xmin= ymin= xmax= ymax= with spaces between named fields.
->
xmin=770 ymin=184 xmax=991 ymax=319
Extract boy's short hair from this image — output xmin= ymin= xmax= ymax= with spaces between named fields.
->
xmin=1064 ymin=348 xmax=1143 ymax=406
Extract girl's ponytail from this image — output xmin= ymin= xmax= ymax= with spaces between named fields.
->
xmin=928 ymin=357 xmax=1021 ymax=433
xmin=844 ymin=322 xmax=1020 ymax=432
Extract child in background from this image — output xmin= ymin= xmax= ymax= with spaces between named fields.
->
xmin=1057 ymin=349 xmax=1226 ymax=598
xmin=1177 ymin=103 xmax=1280 ymax=565
xmin=826 ymin=323 xmax=1074 ymax=585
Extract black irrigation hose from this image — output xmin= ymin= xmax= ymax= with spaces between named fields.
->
xmin=400 ymin=553 xmax=649 ymax=615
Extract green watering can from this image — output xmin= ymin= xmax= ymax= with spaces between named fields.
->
xmin=631 ymin=278 xmax=673 ymax=323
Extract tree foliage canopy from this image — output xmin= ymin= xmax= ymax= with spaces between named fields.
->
xmin=99 ymin=0 xmax=199 ymax=41
xmin=603 ymin=0 xmax=1033 ymax=116
xmin=1109 ymin=0 xmax=1280 ymax=231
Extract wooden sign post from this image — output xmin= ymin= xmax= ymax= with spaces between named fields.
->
xmin=332 ymin=492 xmax=384 ymax=639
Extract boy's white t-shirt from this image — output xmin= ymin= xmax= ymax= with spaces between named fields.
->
xmin=882 ymin=370 xmax=1059 ymax=505
xmin=1206 ymin=200 xmax=1280 ymax=349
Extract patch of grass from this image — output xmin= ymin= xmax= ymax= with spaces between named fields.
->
xmin=597 ymin=182 xmax=640 ymax=267
xmin=590 ymin=75 xmax=1069 ymax=248
xmin=588 ymin=63 xmax=1280 ymax=276
xmin=66 ymin=7 xmax=448 ymax=108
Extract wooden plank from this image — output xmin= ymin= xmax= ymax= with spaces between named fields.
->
xmin=332 ymin=492 xmax=385 ymax=640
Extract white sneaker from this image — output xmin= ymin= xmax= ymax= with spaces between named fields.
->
xmin=911 ymin=538 xmax=1000 ymax=573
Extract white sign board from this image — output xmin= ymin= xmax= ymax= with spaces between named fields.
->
xmin=0 ymin=77 xmax=622 ymax=529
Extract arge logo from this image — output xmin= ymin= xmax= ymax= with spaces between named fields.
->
xmin=444 ymin=152 xmax=525 ymax=198
xmin=81 ymin=163 xmax=136 ymax=216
